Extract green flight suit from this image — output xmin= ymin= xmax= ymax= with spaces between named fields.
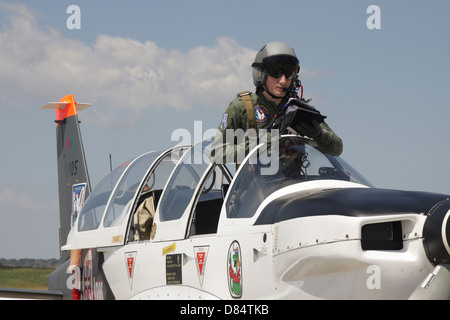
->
xmin=210 ymin=88 xmax=343 ymax=164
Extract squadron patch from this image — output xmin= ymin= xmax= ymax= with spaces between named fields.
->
xmin=219 ymin=113 xmax=229 ymax=131
xmin=254 ymin=105 xmax=269 ymax=123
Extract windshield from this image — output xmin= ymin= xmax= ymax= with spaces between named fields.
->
xmin=103 ymin=151 xmax=163 ymax=228
xmin=158 ymin=140 xmax=211 ymax=222
xmin=77 ymin=149 xmax=173 ymax=231
xmin=226 ymin=136 xmax=373 ymax=219
xmin=77 ymin=161 xmax=131 ymax=231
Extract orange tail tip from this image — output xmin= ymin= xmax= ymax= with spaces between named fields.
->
xmin=41 ymin=94 xmax=91 ymax=123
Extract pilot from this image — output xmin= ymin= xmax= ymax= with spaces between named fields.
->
xmin=210 ymin=41 xmax=343 ymax=165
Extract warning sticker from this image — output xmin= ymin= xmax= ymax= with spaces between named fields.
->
xmin=166 ymin=254 xmax=182 ymax=285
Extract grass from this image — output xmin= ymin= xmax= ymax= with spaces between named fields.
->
xmin=0 ymin=266 xmax=55 ymax=290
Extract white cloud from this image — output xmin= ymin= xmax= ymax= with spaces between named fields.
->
xmin=0 ymin=2 xmax=256 ymax=127
xmin=0 ymin=187 xmax=58 ymax=212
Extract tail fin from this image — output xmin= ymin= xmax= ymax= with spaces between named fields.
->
xmin=42 ymin=94 xmax=92 ymax=262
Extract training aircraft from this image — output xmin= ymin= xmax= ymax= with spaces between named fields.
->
xmin=42 ymin=94 xmax=450 ymax=300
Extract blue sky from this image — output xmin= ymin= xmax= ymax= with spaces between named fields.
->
xmin=1 ymin=0 xmax=449 ymax=259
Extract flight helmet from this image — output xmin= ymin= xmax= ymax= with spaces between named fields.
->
xmin=251 ymin=41 xmax=300 ymax=88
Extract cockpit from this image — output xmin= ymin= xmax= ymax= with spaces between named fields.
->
xmin=225 ymin=135 xmax=373 ymax=219
xmin=64 ymin=135 xmax=373 ymax=250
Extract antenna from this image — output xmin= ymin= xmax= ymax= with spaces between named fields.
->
xmin=109 ymin=154 xmax=113 ymax=172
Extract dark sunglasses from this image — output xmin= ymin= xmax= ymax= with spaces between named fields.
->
xmin=265 ymin=63 xmax=298 ymax=80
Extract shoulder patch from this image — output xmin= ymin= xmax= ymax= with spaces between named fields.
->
xmin=219 ymin=113 xmax=229 ymax=131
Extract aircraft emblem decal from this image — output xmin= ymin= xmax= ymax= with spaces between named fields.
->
xmin=66 ymin=138 xmax=74 ymax=149
xmin=71 ymin=183 xmax=87 ymax=227
xmin=227 ymin=241 xmax=243 ymax=298
xmin=150 ymin=222 xmax=157 ymax=239
xmin=125 ymin=252 xmax=137 ymax=290
xmin=194 ymin=246 xmax=209 ymax=288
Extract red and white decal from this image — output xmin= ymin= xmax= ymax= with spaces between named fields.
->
xmin=194 ymin=246 xmax=209 ymax=288
xmin=125 ymin=251 xmax=137 ymax=290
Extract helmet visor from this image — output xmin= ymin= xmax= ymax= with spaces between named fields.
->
xmin=265 ymin=63 xmax=298 ymax=80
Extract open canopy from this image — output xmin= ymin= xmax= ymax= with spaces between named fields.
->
xmin=63 ymin=136 xmax=374 ymax=250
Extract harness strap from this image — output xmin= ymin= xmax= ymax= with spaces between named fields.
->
xmin=238 ymin=91 xmax=256 ymax=129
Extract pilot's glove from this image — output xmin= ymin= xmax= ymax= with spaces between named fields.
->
xmin=296 ymin=120 xmax=343 ymax=156
xmin=297 ymin=119 xmax=322 ymax=139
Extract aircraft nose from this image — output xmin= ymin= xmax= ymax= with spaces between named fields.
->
xmin=423 ymin=198 xmax=450 ymax=265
